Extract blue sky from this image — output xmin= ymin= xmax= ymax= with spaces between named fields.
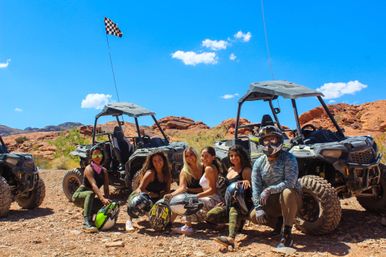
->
xmin=1 ymin=0 xmax=385 ymax=129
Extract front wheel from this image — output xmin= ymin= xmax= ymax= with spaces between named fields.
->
xmin=357 ymin=164 xmax=386 ymax=214
xmin=0 ymin=176 xmax=12 ymax=217
xmin=16 ymin=176 xmax=46 ymax=209
xmin=296 ymin=175 xmax=341 ymax=235
xmin=62 ymin=168 xmax=83 ymax=201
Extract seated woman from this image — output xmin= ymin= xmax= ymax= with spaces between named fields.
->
xmin=173 ymin=146 xmax=223 ymax=234
xmin=126 ymin=151 xmax=171 ymax=231
xmin=72 ymin=145 xmax=111 ymax=233
xmin=163 ymin=147 xmax=203 ymax=232
xmin=207 ymin=145 xmax=252 ymax=248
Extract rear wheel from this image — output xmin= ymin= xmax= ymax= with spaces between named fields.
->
xmin=16 ymin=176 xmax=46 ymax=209
xmin=62 ymin=168 xmax=83 ymax=201
xmin=357 ymin=164 xmax=386 ymax=214
xmin=296 ymin=175 xmax=341 ymax=235
xmin=0 ymin=176 xmax=12 ymax=217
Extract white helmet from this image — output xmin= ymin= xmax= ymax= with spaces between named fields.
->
xmin=169 ymin=193 xmax=203 ymax=216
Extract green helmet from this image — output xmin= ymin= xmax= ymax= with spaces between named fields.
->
xmin=95 ymin=202 xmax=120 ymax=230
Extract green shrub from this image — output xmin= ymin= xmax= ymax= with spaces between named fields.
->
xmin=15 ymin=136 xmax=28 ymax=144
xmin=170 ymin=126 xmax=228 ymax=151
xmin=49 ymin=129 xmax=91 ymax=164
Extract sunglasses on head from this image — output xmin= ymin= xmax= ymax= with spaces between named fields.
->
xmin=92 ymin=153 xmax=103 ymax=159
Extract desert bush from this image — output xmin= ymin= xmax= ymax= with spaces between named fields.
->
xmin=50 ymin=129 xmax=90 ymax=158
xmin=170 ymin=126 xmax=228 ymax=151
xmin=50 ymin=156 xmax=79 ymax=170
xmin=375 ymin=132 xmax=386 ymax=163
xmin=15 ymin=136 xmax=28 ymax=144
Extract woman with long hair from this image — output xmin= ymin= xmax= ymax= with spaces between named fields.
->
xmin=173 ymin=146 xmax=223 ymax=234
xmin=208 ymin=145 xmax=252 ymax=248
xmin=126 ymin=151 xmax=172 ymax=231
xmin=72 ymin=145 xmax=111 ymax=233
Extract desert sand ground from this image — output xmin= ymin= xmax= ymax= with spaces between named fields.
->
xmin=0 ymin=170 xmax=385 ymax=257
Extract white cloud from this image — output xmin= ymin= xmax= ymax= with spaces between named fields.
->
xmin=317 ymin=80 xmax=368 ymax=99
xmin=201 ymin=39 xmax=228 ymax=51
xmin=229 ymin=53 xmax=237 ymax=61
xmin=171 ymin=51 xmax=217 ymax=65
xmin=0 ymin=59 xmax=11 ymax=69
xmin=14 ymin=107 xmax=23 ymax=112
xmin=234 ymin=31 xmax=252 ymax=42
xmin=222 ymin=93 xmax=239 ymax=100
xmin=328 ymin=100 xmax=336 ymax=104
xmin=81 ymin=93 xmax=112 ymax=109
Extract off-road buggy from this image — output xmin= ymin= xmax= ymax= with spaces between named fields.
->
xmin=62 ymin=102 xmax=187 ymax=201
xmin=0 ymin=135 xmax=46 ymax=217
xmin=214 ymin=80 xmax=385 ymax=234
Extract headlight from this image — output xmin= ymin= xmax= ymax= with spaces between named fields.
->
xmin=5 ymin=157 xmax=19 ymax=166
xmin=321 ymin=149 xmax=342 ymax=159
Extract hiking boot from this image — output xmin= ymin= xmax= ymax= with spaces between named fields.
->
xmin=276 ymin=225 xmax=293 ymax=248
xmin=83 ymin=217 xmax=98 ymax=233
xmin=214 ymin=236 xmax=235 ymax=248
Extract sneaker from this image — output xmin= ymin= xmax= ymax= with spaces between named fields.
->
xmin=214 ymin=236 xmax=235 ymax=248
xmin=125 ymin=220 xmax=135 ymax=232
xmin=172 ymin=225 xmax=194 ymax=234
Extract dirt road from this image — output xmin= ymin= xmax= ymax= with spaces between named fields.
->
xmin=0 ymin=170 xmax=385 ymax=257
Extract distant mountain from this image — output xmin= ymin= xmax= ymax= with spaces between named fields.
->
xmin=0 ymin=125 xmax=23 ymax=136
xmin=0 ymin=122 xmax=83 ymax=136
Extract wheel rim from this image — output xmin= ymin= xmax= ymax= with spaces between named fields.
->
xmin=299 ymin=192 xmax=320 ymax=222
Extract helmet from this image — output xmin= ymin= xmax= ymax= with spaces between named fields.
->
xmin=224 ymin=182 xmax=249 ymax=215
xmin=258 ymin=125 xmax=284 ymax=156
xmin=127 ymin=192 xmax=153 ymax=218
xmin=148 ymin=199 xmax=171 ymax=231
xmin=95 ymin=202 xmax=120 ymax=230
xmin=169 ymin=193 xmax=204 ymax=216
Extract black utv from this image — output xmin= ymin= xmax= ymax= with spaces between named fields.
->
xmin=214 ymin=80 xmax=385 ymax=234
xmin=62 ymin=102 xmax=187 ymax=201
xmin=0 ymin=135 xmax=46 ymax=217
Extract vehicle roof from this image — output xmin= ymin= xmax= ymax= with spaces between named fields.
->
xmin=96 ymin=102 xmax=155 ymax=118
xmin=239 ymin=80 xmax=324 ymax=102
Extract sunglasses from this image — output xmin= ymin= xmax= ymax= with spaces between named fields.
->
xmin=92 ymin=153 xmax=103 ymax=159
xmin=262 ymin=137 xmax=279 ymax=146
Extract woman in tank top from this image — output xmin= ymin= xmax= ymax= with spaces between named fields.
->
xmin=125 ymin=151 xmax=171 ymax=231
xmin=174 ymin=146 xmax=223 ymax=234
xmin=72 ymin=145 xmax=111 ymax=233
xmin=164 ymin=147 xmax=203 ymax=233
xmin=208 ymin=145 xmax=252 ymax=248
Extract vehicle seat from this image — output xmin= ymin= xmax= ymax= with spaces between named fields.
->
xmin=112 ymin=126 xmax=134 ymax=168
xmin=261 ymin=114 xmax=275 ymax=126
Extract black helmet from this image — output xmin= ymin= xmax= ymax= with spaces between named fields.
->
xmin=127 ymin=192 xmax=153 ymax=218
xmin=169 ymin=193 xmax=204 ymax=216
xmin=258 ymin=125 xmax=284 ymax=156
xmin=224 ymin=182 xmax=249 ymax=215
xmin=148 ymin=199 xmax=171 ymax=231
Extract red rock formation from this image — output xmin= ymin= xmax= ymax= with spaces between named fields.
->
xmin=154 ymin=116 xmax=210 ymax=131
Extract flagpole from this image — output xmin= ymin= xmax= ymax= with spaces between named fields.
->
xmin=105 ymin=34 xmax=120 ymax=102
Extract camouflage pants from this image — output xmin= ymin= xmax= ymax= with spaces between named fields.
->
xmin=185 ymin=194 xmax=223 ymax=223
xmin=207 ymin=205 xmax=247 ymax=238
xmin=72 ymin=185 xmax=103 ymax=218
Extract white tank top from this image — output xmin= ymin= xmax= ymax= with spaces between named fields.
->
xmin=199 ymin=174 xmax=210 ymax=190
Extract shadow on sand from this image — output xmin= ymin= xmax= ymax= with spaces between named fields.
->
xmin=0 ymin=207 xmax=54 ymax=222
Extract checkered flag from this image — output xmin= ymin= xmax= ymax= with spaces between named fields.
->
xmin=104 ymin=17 xmax=123 ymax=38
